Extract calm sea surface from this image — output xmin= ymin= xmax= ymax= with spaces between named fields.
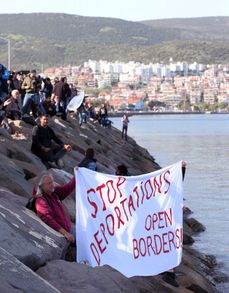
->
xmin=111 ymin=114 xmax=229 ymax=288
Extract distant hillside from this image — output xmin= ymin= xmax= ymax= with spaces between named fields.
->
xmin=0 ymin=13 xmax=229 ymax=70
xmin=141 ymin=17 xmax=229 ymax=40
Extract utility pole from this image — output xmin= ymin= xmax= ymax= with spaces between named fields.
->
xmin=7 ymin=38 xmax=11 ymax=71
xmin=0 ymin=37 xmax=11 ymax=70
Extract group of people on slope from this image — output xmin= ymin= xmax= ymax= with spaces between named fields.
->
xmin=32 ymin=151 xmax=129 ymax=249
xmin=32 ymin=147 xmax=98 ymax=248
xmin=0 ymin=67 xmax=77 ymax=122
xmin=32 ymin=139 xmax=186 ymax=257
xmin=0 ymin=66 xmax=115 ymax=128
xmin=30 ymin=114 xmax=101 ymax=169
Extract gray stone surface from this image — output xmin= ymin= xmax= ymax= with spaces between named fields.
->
xmin=0 ymin=152 xmax=33 ymax=197
xmin=0 ymin=246 xmax=60 ymax=293
xmin=0 ymin=188 xmax=68 ymax=270
xmin=0 ymin=117 xmax=222 ymax=293
xmin=37 ymin=260 xmax=178 ymax=293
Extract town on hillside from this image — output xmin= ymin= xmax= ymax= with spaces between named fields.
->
xmin=43 ymin=60 xmax=229 ymax=113
xmin=1 ymin=59 xmax=229 ymax=114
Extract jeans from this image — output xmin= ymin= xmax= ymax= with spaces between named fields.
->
xmin=122 ymin=126 xmax=128 ymax=140
xmin=79 ymin=112 xmax=86 ymax=126
xmin=58 ymin=99 xmax=68 ymax=120
xmin=61 ymin=225 xmax=76 ymax=260
xmin=22 ymin=93 xmax=46 ymax=115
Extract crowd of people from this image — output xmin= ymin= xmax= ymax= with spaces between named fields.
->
xmin=0 ymin=65 xmax=131 ymax=252
xmin=0 ymin=65 xmax=113 ymax=128
xmin=0 ymin=65 xmax=117 ymax=163
xmin=31 ymin=148 xmax=129 ymax=258
xmin=1 ymin=64 xmax=187 ymax=265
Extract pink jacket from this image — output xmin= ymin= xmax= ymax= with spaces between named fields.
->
xmin=35 ymin=177 xmax=75 ymax=233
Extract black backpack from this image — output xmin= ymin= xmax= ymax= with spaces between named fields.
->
xmin=26 ymin=195 xmax=51 ymax=213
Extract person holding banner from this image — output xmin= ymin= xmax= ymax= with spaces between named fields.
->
xmin=182 ymin=160 xmax=186 ymax=180
xmin=34 ymin=172 xmax=75 ymax=243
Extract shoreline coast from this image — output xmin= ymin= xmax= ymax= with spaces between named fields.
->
xmin=0 ymin=116 xmax=227 ymax=292
xmin=109 ymin=110 xmax=229 ymax=117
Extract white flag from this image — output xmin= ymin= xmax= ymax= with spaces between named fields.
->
xmin=67 ymin=91 xmax=85 ymax=112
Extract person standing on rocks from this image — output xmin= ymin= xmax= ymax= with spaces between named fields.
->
xmin=21 ymin=70 xmax=45 ymax=117
xmin=52 ymin=77 xmax=71 ymax=121
xmin=31 ymin=114 xmax=72 ymax=168
xmin=121 ymin=113 xmax=129 ymax=140
xmin=34 ymin=172 xmax=75 ymax=243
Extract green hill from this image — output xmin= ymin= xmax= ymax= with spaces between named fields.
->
xmin=141 ymin=17 xmax=229 ymax=40
xmin=0 ymin=13 xmax=229 ymax=70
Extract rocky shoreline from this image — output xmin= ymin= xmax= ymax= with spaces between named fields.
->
xmin=0 ymin=115 xmax=227 ymax=292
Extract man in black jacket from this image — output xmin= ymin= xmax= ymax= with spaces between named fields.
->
xmin=31 ymin=114 xmax=71 ymax=168
xmin=53 ymin=77 xmax=71 ymax=120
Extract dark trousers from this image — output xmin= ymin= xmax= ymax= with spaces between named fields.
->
xmin=58 ymin=99 xmax=68 ymax=121
xmin=122 ymin=126 xmax=128 ymax=140
xmin=33 ymin=145 xmax=66 ymax=164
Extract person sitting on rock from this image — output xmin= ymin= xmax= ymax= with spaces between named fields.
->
xmin=78 ymin=148 xmax=97 ymax=171
xmin=86 ymin=102 xmax=95 ymax=120
xmin=2 ymin=89 xmax=22 ymax=120
xmin=31 ymin=114 xmax=72 ymax=168
xmin=115 ymin=164 xmax=129 ymax=176
xmin=98 ymin=103 xmax=108 ymax=127
xmin=34 ymin=172 xmax=75 ymax=244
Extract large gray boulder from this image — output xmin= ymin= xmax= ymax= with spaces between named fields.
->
xmin=0 ymin=117 xmax=222 ymax=292
xmin=0 ymin=153 xmax=32 ymax=197
xmin=0 ymin=188 xmax=68 ymax=270
xmin=37 ymin=260 xmax=184 ymax=293
xmin=0 ymin=246 xmax=60 ymax=293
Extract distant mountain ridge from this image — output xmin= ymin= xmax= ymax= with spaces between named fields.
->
xmin=0 ymin=13 xmax=229 ymax=70
xmin=141 ymin=16 xmax=229 ymax=40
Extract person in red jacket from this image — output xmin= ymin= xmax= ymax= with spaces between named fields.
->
xmin=34 ymin=172 xmax=75 ymax=243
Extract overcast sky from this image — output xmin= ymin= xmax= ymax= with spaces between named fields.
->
xmin=1 ymin=0 xmax=229 ymax=21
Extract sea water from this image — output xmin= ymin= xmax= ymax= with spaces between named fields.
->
xmin=111 ymin=114 xmax=229 ymax=290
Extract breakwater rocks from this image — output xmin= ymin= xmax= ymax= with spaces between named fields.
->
xmin=0 ymin=115 xmax=226 ymax=292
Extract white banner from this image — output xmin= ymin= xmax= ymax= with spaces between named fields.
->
xmin=75 ymin=162 xmax=183 ymax=277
